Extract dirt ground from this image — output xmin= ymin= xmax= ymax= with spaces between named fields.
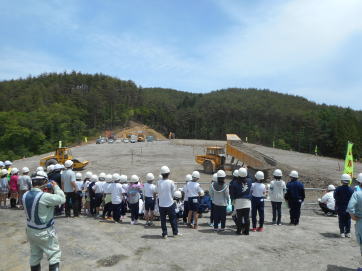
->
xmin=2 ymin=140 xmax=362 ymax=271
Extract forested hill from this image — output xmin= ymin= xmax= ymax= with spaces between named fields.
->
xmin=0 ymin=72 xmax=361 ymax=160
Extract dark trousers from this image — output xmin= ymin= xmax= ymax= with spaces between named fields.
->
xmin=65 ymin=192 xmax=79 ymax=217
xmin=210 ymin=202 xmax=214 ymax=224
xmin=183 ymin=200 xmax=189 ymax=223
xmin=74 ymin=192 xmax=82 ymax=214
xmin=10 ymin=198 xmax=17 ymax=208
xmin=129 ymin=202 xmax=139 ymax=221
xmin=120 ymin=200 xmax=127 ymax=216
xmin=236 ymin=208 xmax=250 ymax=234
xmin=213 ymin=205 xmax=226 ymax=229
xmin=112 ymin=203 xmax=121 ymax=222
xmin=289 ymin=200 xmax=302 ymax=225
xmin=90 ymin=197 xmax=96 ymax=215
xmin=159 ymin=203 xmax=178 ymax=236
xmin=103 ymin=202 xmax=112 ymax=218
xmin=251 ymin=197 xmax=264 ymax=228
xmin=338 ymin=211 xmax=351 ymax=234
xmin=271 ymin=201 xmax=282 ymax=224
xmin=319 ymin=202 xmax=336 ymax=215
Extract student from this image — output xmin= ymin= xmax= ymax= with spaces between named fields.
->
xmin=186 ymin=171 xmax=203 ymax=229
xmin=229 ymin=170 xmax=239 ymax=227
xmin=334 ymin=174 xmax=354 ymax=238
xmin=209 ymin=173 xmax=217 ymax=227
xmin=102 ymin=174 xmax=114 ymax=220
xmin=251 ymin=171 xmax=267 ymax=232
xmin=111 ymin=174 xmax=125 ymax=223
xmin=52 ymin=164 xmax=63 ymax=216
xmin=182 ymin=174 xmax=192 ymax=224
xmin=347 ymin=173 xmax=362 ymax=255
xmin=9 ymin=168 xmax=19 ymax=208
xmin=157 ymin=166 xmax=180 ymax=238
xmin=92 ymin=173 xmax=105 ymax=218
xmin=143 ymin=173 xmax=156 ymax=226
xmin=0 ymin=169 xmax=9 ymax=208
xmin=318 ymin=185 xmax=336 ymax=216
xmin=120 ymin=175 xmax=128 ymax=219
xmin=210 ymin=170 xmax=230 ymax=232
xmin=285 ymin=170 xmax=305 ymax=226
xmin=174 ymin=190 xmax=184 ymax=221
xmin=269 ymin=169 xmax=287 ymax=225
xmin=18 ymin=167 xmax=32 ymax=209
xmin=75 ymin=173 xmax=83 ymax=215
xmin=88 ymin=175 xmax=98 ymax=217
xmin=82 ymin=171 xmax=92 ymax=216
xmin=127 ymin=175 xmax=142 ymax=225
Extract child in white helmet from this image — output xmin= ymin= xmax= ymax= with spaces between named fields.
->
xmin=182 ymin=174 xmax=192 ymax=224
xmin=269 ymin=169 xmax=287 ymax=225
xmin=127 ymin=175 xmax=142 ymax=225
xmin=93 ymin=173 xmax=106 ymax=218
xmin=75 ymin=173 xmax=83 ymax=215
xmin=120 ymin=175 xmax=128 ymax=219
xmin=143 ymin=173 xmax=156 ymax=226
xmin=82 ymin=171 xmax=92 ymax=216
xmin=18 ymin=167 xmax=32 ymax=209
xmin=251 ymin=171 xmax=267 ymax=232
xmin=0 ymin=169 xmax=9 ymax=207
xmin=9 ymin=168 xmax=19 ymax=208
xmin=186 ymin=171 xmax=203 ymax=229
xmin=102 ymin=174 xmax=114 ymax=220
xmin=174 ymin=190 xmax=184 ymax=222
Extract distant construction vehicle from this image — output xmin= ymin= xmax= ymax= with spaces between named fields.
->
xmin=195 ymin=134 xmax=277 ymax=178
xmin=40 ymin=147 xmax=89 ymax=170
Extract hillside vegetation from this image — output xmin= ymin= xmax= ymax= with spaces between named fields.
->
xmin=0 ymin=72 xmax=360 ymax=160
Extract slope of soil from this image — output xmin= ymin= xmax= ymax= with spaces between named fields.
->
xmin=116 ymin=121 xmax=167 ymax=140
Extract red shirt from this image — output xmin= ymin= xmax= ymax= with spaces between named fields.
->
xmin=9 ymin=175 xmax=18 ymax=192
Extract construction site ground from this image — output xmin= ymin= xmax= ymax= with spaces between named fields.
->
xmin=2 ymin=139 xmax=362 ymax=270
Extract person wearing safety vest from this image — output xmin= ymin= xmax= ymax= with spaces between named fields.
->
xmin=23 ymin=171 xmax=65 ymax=271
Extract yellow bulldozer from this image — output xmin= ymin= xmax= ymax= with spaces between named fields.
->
xmin=40 ymin=147 xmax=89 ymax=171
xmin=195 ymin=134 xmax=277 ymax=178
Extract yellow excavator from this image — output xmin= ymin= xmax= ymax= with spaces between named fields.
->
xmin=40 ymin=147 xmax=89 ymax=170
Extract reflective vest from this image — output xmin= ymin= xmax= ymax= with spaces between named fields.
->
xmin=23 ymin=190 xmax=54 ymax=230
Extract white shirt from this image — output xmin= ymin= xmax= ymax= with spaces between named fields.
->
xmin=185 ymin=181 xmax=202 ymax=198
xmin=157 ymin=179 xmax=176 ymax=207
xmin=251 ymin=182 xmax=266 ymax=197
xmin=82 ymin=180 xmax=90 ymax=190
xmin=143 ymin=183 xmax=156 ymax=198
xmin=93 ymin=181 xmax=104 ymax=194
xmin=269 ymin=179 xmax=287 ymax=202
xmin=122 ymin=183 xmax=129 ymax=193
xmin=75 ymin=180 xmax=83 ymax=191
xmin=320 ymin=191 xmax=335 ymax=210
xmin=183 ymin=183 xmax=189 ymax=200
xmin=111 ymin=183 xmax=125 ymax=204
xmin=103 ymin=182 xmax=113 ymax=194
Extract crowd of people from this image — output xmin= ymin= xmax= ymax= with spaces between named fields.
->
xmin=1 ymin=158 xmax=362 ymax=270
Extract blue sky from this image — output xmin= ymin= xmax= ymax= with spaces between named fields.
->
xmin=1 ymin=0 xmax=361 ymax=109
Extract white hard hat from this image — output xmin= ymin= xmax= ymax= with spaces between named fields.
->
xmin=273 ymin=169 xmax=283 ymax=177
xmin=289 ymin=170 xmax=299 ymax=179
xmin=341 ymin=173 xmax=351 ymax=183
xmin=112 ymin=173 xmax=120 ymax=182
xmin=200 ymin=190 xmax=205 ymax=197
xmin=238 ymin=168 xmax=248 ymax=178
xmin=160 ymin=166 xmax=170 ymax=174
xmin=131 ymin=175 xmax=139 ymax=183
xmin=255 ymin=171 xmax=264 ymax=181
xmin=47 ymin=165 xmax=55 ymax=173
xmin=357 ymin=173 xmax=362 ymax=183
xmin=99 ymin=172 xmax=106 ymax=180
xmin=174 ymin=190 xmax=182 ymax=199
xmin=85 ymin=171 xmax=93 ymax=179
xmin=37 ymin=171 xmax=48 ymax=178
xmin=212 ymin=173 xmax=218 ymax=182
xmin=120 ymin=175 xmax=128 ymax=183
xmin=36 ymin=166 xmax=44 ymax=172
xmin=233 ymin=170 xmax=239 ymax=177
xmin=76 ymin=173 xmax=82 ymax=180
xmin=22 ymin=167 xmax=30 ymax=173
xmin=11 ymin=168 xmax=19 ymax=175
xmin=105 ymin=174 xmax=113 ymax=182
xmin=185 ymin=174 xmax=192 ymax=182
xmin=91 ymin=175 xmax=98 ymax=182
xmin=0 ymin=161 xmax=4 ymax=167
xmin=217 ymin=170 xmax=226 ymax=178
xmin=54 ymin=164 xmax=62 ymax=171
xmin=4 ymin=160 xmax=12 ymax=166
xmin=1 ymin=169 xmax=8 ymax=176
xmin=146 ymin=173 xmax=155 ymax=181
xmin=64 ymin=160 xmax=73 ymax=168
xmin=192 ymin=171 xmax=200 ymax=179
xmin=327 ymin=184 xmax=336 ymax=191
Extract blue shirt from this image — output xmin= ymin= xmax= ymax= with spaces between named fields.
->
xmin=285 ymin=180 xmax=305 ymax=202
xmin=334 ymin=185 xmax=354 ymax=212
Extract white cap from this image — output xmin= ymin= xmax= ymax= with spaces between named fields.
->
xmin=174 ymin=190 xmax=182 ymax=199
xmin=327 ymin=184 xmax=336 ymax=191
xmin=0 ymin=161 xmax=4 ymax=167
xmin=212 ymin=173 xmax=218 ymax=182
xmin=76 ymin=173 xmax=82 ymax=180
xmin=131 ymin=175 xmax=139 ymax=183
xmin=47 ymin=165 xmax=55 ymax=173
xmin=64 ymin=160 xmax=73 ymax=168
xmin=11 ymin=168 xmax=19 ymax=175
xmin=160 ymin=166 xmax=170 ymax=174
xmin=120 ymin=175 xmax=128 ymax=183
xmin=185 ymin=174 xmax=192 ymax=182
xmin=192 ymin=171 xmax=200 ymax=179
xmin=289 ymin=170 xmax=299 ymax=179
xmin=99 ymin=172 xmax=106 ymax=180
xmin=255 ymin=171 xmax=264 ymax=181
xmin=238 ymin=168 xmax=247 ymax=178
xmin=112 ymin=173 xmax=120 ymax=182
xmin=54 ymin=164 xmax=62 ymax=171
xmin=4 ymin=160 xmax=12 ymax=166
xmin=341 ymin=173 xmax=351 ymax=183
xmin=217 ymin=170 xmax=226 ymax=178
xmin=36 ymin=166 xmax=44 ymax=172
xmin=91 ymin=174 xmax=98 ymax=182
xmin=1 ymin=169 xmax=8 ymax=176
xmin=22 ymin=167 xmax=30 ymax=173
xmin=35 ymin=171 xmax=48 ymax=179
xmin=357 ymin=173 xmax=362 ymax=183
xmin=85 ymin=171 xmax=92 ymax=179
xmin=105 ymin=174 xmax=113 ymax=182
xmin=273 ymin=169 xmax=282 ymax=177
xmin=233 ymin=169 xmax=239 ymax=177
xmin=146 ymin=173 xmax=155 ymax=181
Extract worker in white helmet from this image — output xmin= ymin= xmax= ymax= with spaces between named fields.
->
xmin=318 ymin=185 xmax=336 ymax=216
xmin=334 ymin=174 xmax=354 ymax=238
xmin=127 ymin=175 xmax=143 ymax=225
xmin=269 ymin=169 xmax=287 ymax=225
xmin=156 ymin=166 xmax=180 ymax=238
xmin=143 ymin=173 xmax=156 ymax=226
xmin=251 ymin=171 xmax=267 ymax=232
xmin=0 ymin=169 xmax=9 ymax=208
xmin=182 ymin=174 xmax=192 ymax=224
xmin=61 ymin=160 xmax=79 ymax=217
xmin=18 ymin=167 xmax=32 ymax=209
xmin=186 ymin=171 xmax=203 ymax=229
xmin=347 ymin=173 xmax=362 ymax=255
xmin=285 ymin=170 xmax=305 ymax=226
